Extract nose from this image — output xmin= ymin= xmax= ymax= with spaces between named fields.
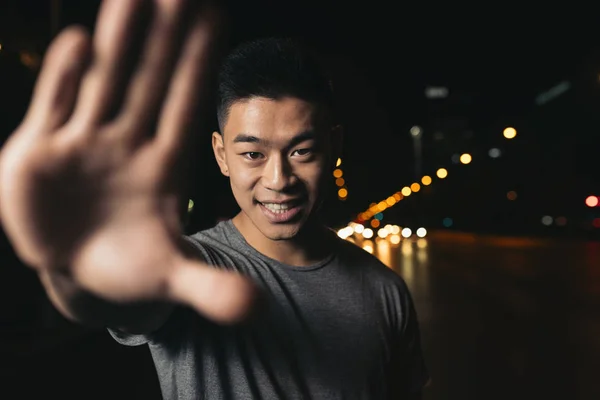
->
xmin=262 ymin=154 xmax=294 ymax=192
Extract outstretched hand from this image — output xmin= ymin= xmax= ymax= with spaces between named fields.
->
xmin=0 ymin=0 xmax=256 ymax=323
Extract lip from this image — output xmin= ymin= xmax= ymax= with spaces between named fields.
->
xmin=256 ymin=198 xmax=302 ymax=205
xmin=258 ymin=200 xmax=304 ymax=223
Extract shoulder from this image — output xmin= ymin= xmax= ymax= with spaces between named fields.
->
xmin=333 ymin=236 xmax=417 ymax=324
xmin=183 ymin=220 xmax=241 ymax=265
xmin=334 ymin=236 xmax=408 ymax=288
xmin=188 ymin=219 xmax=233 ymax=246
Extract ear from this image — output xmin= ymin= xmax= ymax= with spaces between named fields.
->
xmin=330 ymin=124 xmax=344 ymax=169
xmin=212 ymin=131 xmax=230 ymax=177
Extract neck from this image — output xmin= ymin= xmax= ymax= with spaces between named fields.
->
xmin=232 ymin=214 xmax=334 ymax=267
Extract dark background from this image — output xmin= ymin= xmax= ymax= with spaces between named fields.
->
xmin=2 ymin=0 xmax=599 ymax=236
xmin=1 ymin=1 xmax=599 ymax=398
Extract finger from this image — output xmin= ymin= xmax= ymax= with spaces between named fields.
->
xmin=118 ymin=0 xmax=189 ymax=139
xmin=22 ymin=27 xmax=90 ymax=132
xmin=154 ymin=5 xmax=221 ymax=161
xmin=69 ymin=0 xmax=146 ymax=128
xmin=166 ymin=259 xmax=258 ymax=324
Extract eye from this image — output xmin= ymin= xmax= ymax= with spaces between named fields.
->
xmin=292 ymin=148 xmax=312 ymax=157
xmin=243 ymin=152 xmax=263 ymax=160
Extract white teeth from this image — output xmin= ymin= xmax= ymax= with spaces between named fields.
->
xmin=262 ymin=203 xmax=290 ymax=213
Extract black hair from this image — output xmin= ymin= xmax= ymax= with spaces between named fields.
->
xmin=215 ymin=37 xmax=335 ymax=131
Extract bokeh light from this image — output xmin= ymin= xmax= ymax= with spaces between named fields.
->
xmin=585 ymin=196 xmax=599 ymax=208
xmin=503 ymin=127 xmax=517 ymax=139
xmin=459 ymin=153 xmax=472 ymax=164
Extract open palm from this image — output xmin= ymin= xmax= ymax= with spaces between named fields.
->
xmin=0 ymin=0 xmax=254 ymax=323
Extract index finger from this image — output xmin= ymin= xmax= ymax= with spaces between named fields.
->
xmin=21 ymin=27 xmax=90 ymax=133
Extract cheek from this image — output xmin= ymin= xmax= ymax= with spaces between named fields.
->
xmin=230 ymin=165 xmax=261 ymax=193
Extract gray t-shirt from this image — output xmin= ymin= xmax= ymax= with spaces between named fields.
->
xmin=109 ymin=220 xmax=428 ymax=399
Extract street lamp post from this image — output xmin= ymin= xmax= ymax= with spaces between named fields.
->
xmin=410 ymin=125 xmax=423 ymax=181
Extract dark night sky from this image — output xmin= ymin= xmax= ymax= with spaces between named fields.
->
xmin=1 ymin=0 xmax=599 ymax=233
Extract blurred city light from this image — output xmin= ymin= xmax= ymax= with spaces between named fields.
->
xmin=503 ymin=127 xmax=517 ymax=139
xmin=585 ymin=195 xmax=599 ymax=208
xmin=459 ymin=153 xmax=472 ymax=164
xmin=421 ymin=175 xmax=432 ymax=185
xmin=488 ymin=148 xmax=501 ymax=158
xmin=377 ymin=228 xmax=389 ymax=238
xmin=410 ymin=126 xmax=422 ymax=137
xmin=425 ymin=86 xmax=449 ymax=98
xmin=436 ymin=168 xmax=448 ymax=179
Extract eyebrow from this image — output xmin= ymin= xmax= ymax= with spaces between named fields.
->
xmin=232 ymin=130 xmax=317 ymax=148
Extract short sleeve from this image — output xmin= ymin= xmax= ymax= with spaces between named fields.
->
xmin=106 ymin=235 xmax=212 ymax=347
xmin=108 ymin=306 xmax=194 ymax=346
xmin=390 ymin=284 xmax=430 ymax=396
xmin=107 ymin=327 xmax=154 ymax=346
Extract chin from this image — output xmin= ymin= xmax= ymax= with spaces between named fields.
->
xmin=262 ymin=224 xmax=303 ymax=241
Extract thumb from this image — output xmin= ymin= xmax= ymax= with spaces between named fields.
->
xmin=165 ymin=259 xmax=258 ymax=324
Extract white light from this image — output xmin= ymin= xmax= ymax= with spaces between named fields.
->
xmin=390 ymin=234 xmax=401 ymax=244
xmin=488 ymin=148 xmax=501 ymax=158
xmin=390 ymin=225 xmax=400 ymax=235
xmin=410 ymin=126 xmax=422 ymax=137
xmin=377 ymin=228 xmax=389 ymax=238
xmin=337 ymin=226 xmax=354 ymax=239
xmin=354 ymin=224 xmax=365 ymax=234
xmin=401 ymin=228 xmax=412 ymax=238
xmin=541 ymin=216 xmax=553 ymax=226
xmin=425 ymin=86 xmax=449 ymax=99
xmin=416 ymin=227 xmax=427 ymax=238
xmin=362 ymin=228 xmax=374 ymax=239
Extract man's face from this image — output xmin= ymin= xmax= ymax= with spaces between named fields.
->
xmin=213 ymin=96 xmax=335 ymax=241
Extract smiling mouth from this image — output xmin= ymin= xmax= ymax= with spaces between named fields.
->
xmin=259 ymin=202 xmax=296 ymax=213
xmin=257 ymin=199 xmax=305 ymax=223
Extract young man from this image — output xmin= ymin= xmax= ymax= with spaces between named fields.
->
xmin=0 ymin=1 xmax=428 ymax=399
